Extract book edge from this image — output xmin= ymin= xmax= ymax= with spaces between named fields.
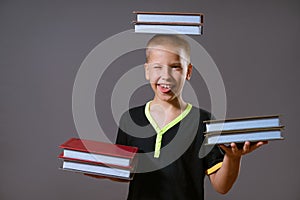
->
xmin=59 ymin=166 xmax=134 ymax=180
xmin=59 ymin=138 xmax=138 ymax=159
xmin=133 ymin=11 xmax=204 ymax=16
xmin=204 ymin=137 xmax=285 ymax=145
xmin=58 ymin=153 xmax=137 ymax=170
xmin=203 ymin=114 xmax=281 ymax=124
xmin=204 ymin=126 xmax=285 ymax=136
xmin=133 ymin=21 xmax=203 ymax=26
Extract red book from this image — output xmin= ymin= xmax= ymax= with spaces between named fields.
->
xmin=59 ymin=138 xmax=138 ymax=167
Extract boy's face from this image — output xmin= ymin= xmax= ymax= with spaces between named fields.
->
xmin=145 ymin=45 xmax=192 ymax=103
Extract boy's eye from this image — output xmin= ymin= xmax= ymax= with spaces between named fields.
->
xmin=151 ymin=64 xmax=162 ymax=69
xmin=171 ymin=65 xmax=182 ymax=70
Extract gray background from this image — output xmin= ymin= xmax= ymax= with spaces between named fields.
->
xmin=1 ymin=0 xmax=299 ymax=199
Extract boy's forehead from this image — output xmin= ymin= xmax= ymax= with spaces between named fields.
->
xmin=147 ymin=45 xmax=189 ymax=61
xmin=148 ymin=44 xmax=181 ymax=52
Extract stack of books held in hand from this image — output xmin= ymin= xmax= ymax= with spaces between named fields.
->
xmin=133 ymin=11 xmax=204 ymax=35
xmin=203 ymin=115 xmax=284 ymax=146
xmin=58 ymin=138 xmax=138 ymax=180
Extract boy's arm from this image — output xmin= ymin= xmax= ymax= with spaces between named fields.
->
xmin=209 ymin=141 xmax=268 ymax=194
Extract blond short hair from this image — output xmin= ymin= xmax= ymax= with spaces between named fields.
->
xmin=146 ymin=34 xmax=191 ymax=64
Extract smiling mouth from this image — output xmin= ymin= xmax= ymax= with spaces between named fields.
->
xmin=157 ymin=84 xmax=172 ymax=93
xmin=160 ymin=84 xmax=171 ymax=89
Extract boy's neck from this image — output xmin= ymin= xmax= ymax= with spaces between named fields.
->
xmin=149 ymin=97 xmax=189 ymax=129
xmin=151 ymin=97 xmax=187 ymax=111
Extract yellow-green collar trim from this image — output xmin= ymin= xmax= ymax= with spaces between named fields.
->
xmin=145 ymin=101 xmax=192 ymax=158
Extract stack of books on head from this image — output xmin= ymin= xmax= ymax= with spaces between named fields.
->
xmin=203 ymin=115 xmax=285 ymax=146
xmin=58 ymin=138 xmax=138 ymax=180
xmin=133 ymin=11 xmax=204 ymax=35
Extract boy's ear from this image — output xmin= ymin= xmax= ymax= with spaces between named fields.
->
xmin=144 ymin=63 xmax=150 ymax=80
xmin=186 ymin=63 xmax=193 ymax=80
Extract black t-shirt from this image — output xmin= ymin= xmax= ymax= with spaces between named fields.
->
xmin=116 ymin=103 xmax=224 ymax=200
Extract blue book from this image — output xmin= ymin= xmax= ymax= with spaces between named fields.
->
xmin=133 ymin=22 xmax=203 ymax=35
xmin=133 ymin=11 xmax=204 ymax=35
xmin=204 ymin=126 xmax=284 ymax=145
xmin=134 ymin=11 xmax=204 ymax=24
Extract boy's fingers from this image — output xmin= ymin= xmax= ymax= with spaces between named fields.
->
xmin=220 ymin=141 xmax=268 ymax=157
xmin=84 ymin=173 xmax=105 ymax=179
xmin=257 ymin=141 xmax=268 ymax=146
xmin=219 ymin=144 xmax=227 ymax=152
xmin=219 ymin=143 xmax=239 ymax=154
xmin=250 ymin=141 xmax=268 ymax=152
xmin=219 ymin=144 xmax=231 ymax=154
xmin=243 ymin=141 xmax=251 ymax=154
xmin=231 ymin=143 xmax=239 ymax=154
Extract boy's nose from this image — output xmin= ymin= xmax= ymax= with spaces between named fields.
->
xmin=160 ymin=66 xmax=172 ymax=79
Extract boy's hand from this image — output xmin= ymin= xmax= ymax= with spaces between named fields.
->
xmin=84 ymin=173 xmax=106 ymax=179
xmin=210 ymin=141 xmax=268 ymax=194
xmin=219 ymin=141 xmax=268 ymax=159
xmin=83 ymin=173 xmax=130 ymax=183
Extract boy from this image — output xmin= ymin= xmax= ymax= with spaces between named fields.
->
xmin=98 ymin=34 xmax=267 ymax=199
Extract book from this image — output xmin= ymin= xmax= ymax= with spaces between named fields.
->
xmin=58 ymin=153 xmax=136 ymax=180
xmin=61 ymin=160 xmax=134 ymax=180
xmin=134 ymin=11 xmax=204 ymax=24
xmin=134 ymin=22 xmax=203 ymax=35
xmin=58 ymin=153 xmax=137 ymax=170
xmin=204 ymin=115 xmax=280 ymax=132
xmin=204 ymin=126 xmax=284 ymax=145
xmin=133 ymin=11 xmax=204 ymax=35
xmin=59 ymin=138 xmax=138 ymax=167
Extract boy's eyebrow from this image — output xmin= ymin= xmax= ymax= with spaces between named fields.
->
xmin=169 ymin=62 xmax=182 ymax=67
xmin=147 ymin=62 xmax=183 ymax=67
xmin=170 ymin=62 xmax=182 ymax=65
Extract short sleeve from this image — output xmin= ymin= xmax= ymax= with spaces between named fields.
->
xmin=204 ymin=145 xmax=224 ymax=175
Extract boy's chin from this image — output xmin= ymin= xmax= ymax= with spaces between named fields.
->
xmin=154 ymin=93 xmax=181 ymax=103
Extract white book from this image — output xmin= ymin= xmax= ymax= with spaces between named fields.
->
xmin=134 ymin=11 xmax=203 ymax=24
xmin=204 ymin=128 xmax=284 ymax=145
xmin=62 ymin=161 xmax=132 ymax=179
xmin=134 ymin=24 xmax=202 ymax=35
xmin=205 ymin=115 xmax=280 ymax=132
xmin=63 ymin=149 xmax=131 ymax=167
